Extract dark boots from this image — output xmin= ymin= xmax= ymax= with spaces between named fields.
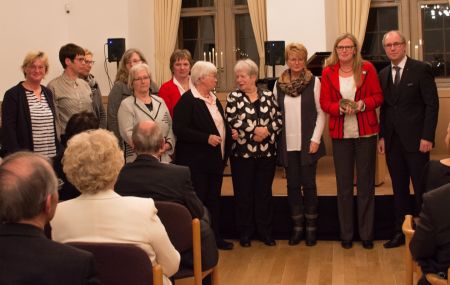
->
xmin=305 ymin=208 xmax=318 ymax=246
xmin=288 ymin=206 xmax=304 ymax=246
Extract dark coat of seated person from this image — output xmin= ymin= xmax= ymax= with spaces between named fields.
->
xmin=410 ymin=183 xmax=450 ymax=285
xmin=115 ymin=120 xmax=218 ymax=271
xmin=53 ymin=111 xmax=100 ymax=201
xmin=0 ymin=151 xmax=99 ymax=285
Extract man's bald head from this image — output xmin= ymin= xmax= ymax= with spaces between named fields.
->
xmin=131 ymin=121 xmax=164 ymax=155
xmin=0 ymin=152 xmax=58 ymax=223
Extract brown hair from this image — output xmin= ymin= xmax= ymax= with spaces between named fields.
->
xmin=169 ymin=49 xmax=192 ymax=73
xmin=115 ymin=48 xmax=148 ymax=84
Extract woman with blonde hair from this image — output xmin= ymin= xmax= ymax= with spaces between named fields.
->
xmin=2 ymin=51 xmax=59 ymax=157
xmin=51 ymin=129 xmax=180 ymax=285
xmin=107 ymin=48 xmax=159 ymax=147
xmin=274 ymin=43 xmax=326 ymax=246
xmin=320 ymin=33 xmax=383 ymax=249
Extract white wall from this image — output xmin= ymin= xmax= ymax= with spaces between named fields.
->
xmin=0 ymin=0 xmax=155 ymax=100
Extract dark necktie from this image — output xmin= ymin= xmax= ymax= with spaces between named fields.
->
xmin=393 ymin=66 xmax=401 ymax=86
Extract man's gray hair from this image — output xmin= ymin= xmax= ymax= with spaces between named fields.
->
xmin=382 ymin=30 xmax=406 ymax=46
xmin=0 ymin=152 xmax=58 ymax=223
xmin=132 ymin=121 xmax=164 ymax=155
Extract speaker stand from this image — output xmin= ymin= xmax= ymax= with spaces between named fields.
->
xmin=271 ymin=64 xmax=276 ymax=78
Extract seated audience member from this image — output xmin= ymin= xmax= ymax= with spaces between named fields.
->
xmin=50 ymin=129 xmax=180 ymax=285
xmin=115 ymin=120 xmax=218 ymax=270
xmin=79 ymin=49 xmax=107 ymax=128
xmin=0 ymin=152 xmax=98 ymax=285
xmin=2 ymin=51 xmax=59 ymax=158
xmin=158 ymin=49 xmax=192 ymax=117
xmin=410 ymin=183 xmax=450 ymax=285
xmin=53 ymin=111 xmax=100 ymax=201
xmin=419 ymin=122 xmax=450 ymax=202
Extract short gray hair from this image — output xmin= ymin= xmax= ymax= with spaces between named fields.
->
xmin=382 ymin=30 xmax=406 ymax=46
xmin=132 ymin=121 xmax=163 ymax=155
xmin=190 ymin=61 xmax=217 ymax=85
xmin=0 ymin=152 xmax=58 ymax=223
xmin=128 ymin=63 xmax=152 ymax=90
xmin=234 ymin=59 xmax=259 ymax=77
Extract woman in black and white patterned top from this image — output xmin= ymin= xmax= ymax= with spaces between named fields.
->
xmin=2 ymin=51 xmax=58 ymax=158
xmin=225 ymin=59 xmax=282 ymax=247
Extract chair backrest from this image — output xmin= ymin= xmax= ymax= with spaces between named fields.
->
xmin=402 ymin=215 xmax=423 ymax=285
xmin=67 ymin=242 xmax=162 ymax=285
xmin=154 ymin=201 xmax=193 ymax=252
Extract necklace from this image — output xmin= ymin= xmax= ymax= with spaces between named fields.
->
xmin=339 ymin=66 xmax=353 ymax=73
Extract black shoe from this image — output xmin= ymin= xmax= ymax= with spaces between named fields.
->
xmin=217 ymin=239 xmax=234 ymax=250
xmin=305 ymin=238 xmax=317 ymax=247
xmin=288 ymin=230 xmax=303 ymax=246
xmin=383 ymin=233 xmax=405 ymax=249
xmin=362 ymin=240 xmax=374 ymax=249
xmin=261 ymin=237 xmax=276 ymax=246
xmin=239 ymin=236 xmax=251 ymax=247
xmin=341 ymin=240 xmax=353 ymax=249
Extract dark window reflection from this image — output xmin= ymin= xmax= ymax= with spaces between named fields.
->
xmin=178 ymin=16 xmax=215 ymax=61
xmin=182 ymin=0 xmax=214 ymax=8
xmin=235 ymin=14 xmax=259 ymax=66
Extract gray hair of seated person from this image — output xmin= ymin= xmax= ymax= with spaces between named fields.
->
xmin=0 ymin=152 xmax=58 ymax=223
xmin=190 ymin=61 xmax=217 ymax=86
xmin=132 ymin=121 xmax=164 ymax=155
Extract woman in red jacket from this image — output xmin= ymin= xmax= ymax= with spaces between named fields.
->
xmin=320 ymin=33 xmax=383 ymax=250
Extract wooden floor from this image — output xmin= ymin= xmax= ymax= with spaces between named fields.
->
xmin=176 ymin=240 xmax=408 ymax=285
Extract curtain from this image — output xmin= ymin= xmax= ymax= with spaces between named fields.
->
xmin=154 ymin=0 xmax=181 ymax=86
xmin=248 ymin=0 xmax=267 ymax=78
xmin=338 ymin=0 xmax=371 ymax=45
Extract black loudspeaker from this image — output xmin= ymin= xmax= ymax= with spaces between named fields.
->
xmin=264 ymin=41 xmax=285 ymax=66
xmin=107 ymin=38 xmax=126 ymax=62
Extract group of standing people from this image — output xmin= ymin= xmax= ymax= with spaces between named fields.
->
xmin=0 ymin=29 xmax=442 ymax=255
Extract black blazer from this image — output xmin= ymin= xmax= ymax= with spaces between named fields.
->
xmin=378 ymin=57 xmax=439 ymax=152
xmin=410 ymin=183 xmax=450 ymax=274
xmin=1 ymin=82 xmax=60 ymax=155
xmin=173 ymin=90 xmax=231 ymax=174
xmin=115 ymin=154 xmax=204 ymax=219
xmin=0 ymin=223 xmax=99 ymax=285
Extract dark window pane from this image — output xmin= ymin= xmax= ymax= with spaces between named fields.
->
xmin=421 ymin=4 xmax=450 ymax=77
xmin=235 ymin=14 xmax=259 ymax=66
xmin=362 ymin=7 xmax=398 ymax=63
xmin=178 ymin=16 xmax=215 ymax=61
xmin=182 ymin=0 xmax=214 ymax=8
xmin=234 ymin=0 xmax=247 ymax=4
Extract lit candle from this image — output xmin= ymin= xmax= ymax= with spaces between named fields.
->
xmin=212 ymin=48 xmax=215 ymax=65
xmin=203 ymin=52 xmax=206 ymax=61
xmin=419 ymin=39 xmax=423 ymax=60
xmin=215 ymin=52 xmax=218 ymax=67
xmin=209 ymin=52 xmax=212 ymax=62
xmin=220 ymin=52 xmax=224 ymax=68
xmin=407 ymin=40 xmax=411 ymax=57
xmin=414 ymin=45 xmax=419 ymax=60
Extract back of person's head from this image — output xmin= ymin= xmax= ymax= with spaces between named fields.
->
xmin=0 ymin=152 xmax=58 ymax=223
xmin=62 ymin=111 xmax=100 ymax=146
xmin=63 ymin=129 xmax=124 ymax=194
xmin=132 ymin=121 xmax=164 ymax=155
xmin=59 ymin=43 xmax=85 ymax=69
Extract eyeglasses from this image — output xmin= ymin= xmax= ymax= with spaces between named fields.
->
xmin=127 ymin=59 xmax=142 ymax=65
xmin=74 ymin=57 xmax=86 ymax=64
xmin=384 ymin=42 xmax=405 ymax=49
xmin=133 ymin=76 xmax=150 ymax=82
xmin=336 ymin=45 xmax=355 ymax=51
xmin=85 ymin=60 xmax=95 ymax=66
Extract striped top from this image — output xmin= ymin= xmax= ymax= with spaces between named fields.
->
xmin=26 ymin=90 xmax=57 ymax=158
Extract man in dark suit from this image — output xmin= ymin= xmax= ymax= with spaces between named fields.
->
xmin=378 ymin=30 xmax=440 ymax=248
xmin=115 ymin=120 xmax=218 ymax=271
xmin=0 ymin=152 xmax=99 ymax=285
xmin=410 ymin=183 xmax=450 ymax=285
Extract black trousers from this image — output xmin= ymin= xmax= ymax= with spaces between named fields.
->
xmin=190 ymin=169 xmax=224 ymax=241
xmin=386 ymin=132 xmax=429 ymax=232
xmin=332 ymin=136 xmax=377 ymax=241
xmin=230 ymin=156 xmax=276 ymax=239
xmin=285 ymin=151 xmax=318 ymax=213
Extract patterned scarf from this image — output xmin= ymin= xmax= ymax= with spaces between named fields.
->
xmin=277 ymin=68 xmax=313 ymax=97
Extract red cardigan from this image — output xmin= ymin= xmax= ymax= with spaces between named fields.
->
xmin=158 ymin=78 xmax=182 ymax=118
xmin=320 ymin=61 xmax=383 ymax=139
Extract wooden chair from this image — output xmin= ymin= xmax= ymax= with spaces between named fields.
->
xmin=155 ymin=201 xmax=219 ymax=285
xmin=426 ymin=268 xmax=450 ymax=285
xmin=402 ymin=214 xmax=422 ymax=285
xmin=67 ymin=242 xmax=163 ymax=285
